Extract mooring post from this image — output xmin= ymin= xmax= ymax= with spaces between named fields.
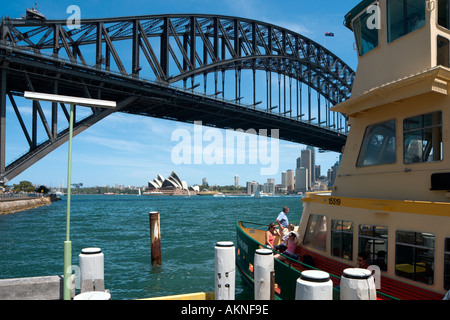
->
xmin=149 ymin=211 xmax=161 ymax=265
xmin=340 ymin=268 xmax=377 ymax=300
xmin=78 ymin=247 xmax=105 ymax=293
xmin=254 ymin=248 xmax=274 ymax=300
xmin=295 ymin=270 xmax=333 ymax=300
xmin=214 ymin=241 xmax=235 ymax=300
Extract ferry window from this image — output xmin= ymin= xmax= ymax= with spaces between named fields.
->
xmin=387 ymin=0 xmax=426 ymax=43
xmin=395 ymin=231 xmax=435 ymax=285
xmin=438 ymin=0 xmax=450 ymax=29
xmin=303 ymin=214 xmax=327 ymax=252
xmin=331 ymin=220 xmax=353 ymax=260
xmin=357 ymin=120 xmax=397 ymax=167
xmin=353 ymin=6 xmax=379 ymax=56
xmin=403 ymin=111 xmax=442 ymax=164
xmin=359 ymin=225 xmax=388 ymax=271
xmin=437 ymin=36 xmax=450 ymax=68
xmin=445 ymin=238 xmax=450 ymax=290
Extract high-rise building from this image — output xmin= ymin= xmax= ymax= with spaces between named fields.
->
xmin=329 ymin=161 xmax=339 ymax=186
xmin=315 ymin=165 xmax=321 ymax=180
xmin=263 ymin=178 xmax=275 ymax=194
xmin=301 ymin=148 xmax=312 ymax=190
xmin=280 ymin=171 xmax=287 ymax=194
xmin=307 ymin=146 xmax=316 ymax=183
xmin=246 ymin=181 xmax=259 ymax=195
xmin=286 ymin=169 xmax=294 ymax=193
xmin=234 ymin=175 xmax=239 ymax=188
xmin=295 ymin=167 xmax=308 ymax=192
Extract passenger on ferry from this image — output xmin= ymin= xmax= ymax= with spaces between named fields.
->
xmin=276 ymin=206 xmax=290 ymax=236
xmin=408 ymin=13 xmax=425 ymax=32
xmin=356 ymin=252 xmax=370 ymax=269
xmin=274 ymin=232 xmax=300 ymax=262
xmin=374 ymin=251 xmax=387 ymax=271
xmin=265 ymin=222 xmax=280 ymax=250
xmin=274 ymin=224 xmax=295 ymax=253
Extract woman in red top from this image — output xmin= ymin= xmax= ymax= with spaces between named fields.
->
xmin=265 ymin=222 xmax=280 ymax=250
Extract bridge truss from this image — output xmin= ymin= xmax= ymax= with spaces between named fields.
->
xmin=0 ymin=14 xmax=354 ymax=182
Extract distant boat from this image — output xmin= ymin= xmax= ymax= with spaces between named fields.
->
xmin=138 ymin=188 xmax=141 ymax=196
xmin=213 ymin=193 xmax=225 ymax=197
xmin=25 ymin=3 xmax=46 ymax=20
xmin=197 ymin=191 xmax=216 ymax=196
xmin=103 ymin=192 xmax=114 ymax=195
xmin=254 ymin=189 xmax=268 ymax=198
xmin=146 ymin=191 xmax=163 ymax=195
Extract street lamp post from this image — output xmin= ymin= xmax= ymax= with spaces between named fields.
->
xmin=24 ymin=91 xmax=116 ymax=300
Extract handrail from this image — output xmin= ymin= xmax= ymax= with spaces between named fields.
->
xmin=0 ymin=193 xmax=41 ymax=201
xmin=236 ymin=220 xmax=400 ymax=300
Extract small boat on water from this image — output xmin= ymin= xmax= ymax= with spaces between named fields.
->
xmin=237 ymin=0 xmax=450 ymax=300
xmin=25 ymin=3 xmax=46 ymax=20
xmin=253 ymin=189 xmax=269 ymax=198
xmin=146 ymin=191 xmax=163 ymax=195
xmin=213 ymin=192 xmax=226 ymax=197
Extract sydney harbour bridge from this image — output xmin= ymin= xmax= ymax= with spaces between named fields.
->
xmin=0 ymin=13 xmax=355 ymax=183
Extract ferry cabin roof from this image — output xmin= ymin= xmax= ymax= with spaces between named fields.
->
xmin=330 ymin=0 xmax=450 ymax=203
xmin=296 ymin=0 xmax=450 ymax=298
xmin=342 ymin=0 xmax=450 ymax=97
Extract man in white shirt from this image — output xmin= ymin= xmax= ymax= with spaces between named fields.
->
xmin=276 ymin=206 xmax=289 ymax=236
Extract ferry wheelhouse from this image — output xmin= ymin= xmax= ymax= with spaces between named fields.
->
xmin=237 ymin=0 xmax=450 ymax=300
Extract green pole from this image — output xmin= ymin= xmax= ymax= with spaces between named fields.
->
xmin=63 ymin=103 xmax=74 ymax=300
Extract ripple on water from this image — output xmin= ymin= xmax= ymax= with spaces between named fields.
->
xmin=0 ymin=194 xmax=302 ymax=299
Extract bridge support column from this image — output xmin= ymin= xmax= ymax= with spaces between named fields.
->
xmin=0 ymin=68 xmax=6 ymax=181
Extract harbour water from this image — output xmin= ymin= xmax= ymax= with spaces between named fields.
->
xmin=0 ymin=194 xmax=302 ymax=300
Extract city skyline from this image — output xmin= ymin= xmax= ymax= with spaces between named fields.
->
xmin=242 ymin=145 xmax=339 ymax=195
xmin=2 ymin=0 xmax=357 ymax=188
xmin=162 ymin=144 xmax=337 ymax=188
xmin=53 ymin=148 xmax=340 ymax=190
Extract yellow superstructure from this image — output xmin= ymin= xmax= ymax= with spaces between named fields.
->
xmin=298 ymin=0 xmax=450 ymax=298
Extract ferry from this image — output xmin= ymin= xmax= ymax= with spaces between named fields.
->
xmin=213 ymin=193 xmax=226 ymax=197
xmin=254 ymin=190 xmax=269 ymax=198
xmin=237 ymin=0 xmax=450 ymax=300
xmin=25 ymin=3 xmax=46 ymax=20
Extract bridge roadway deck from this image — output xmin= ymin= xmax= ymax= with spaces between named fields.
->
xmin=0 ymin=46 xmax=346 ymax=174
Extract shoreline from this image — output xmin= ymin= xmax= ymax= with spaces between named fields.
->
xmin=0 ymin=195 xmax=60 ymax=215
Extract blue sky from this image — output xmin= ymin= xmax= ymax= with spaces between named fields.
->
xmin=2 ymin=0 xmax=360 ymax=188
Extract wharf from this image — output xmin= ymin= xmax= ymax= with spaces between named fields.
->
xmin=0 ymin=195 xmax=60 ymax=215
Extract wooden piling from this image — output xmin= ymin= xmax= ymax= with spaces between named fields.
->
xmin=149 ymin=211 xmax=161 ymax=265
xmin=270 ymin=271 xmax=275 ymax=300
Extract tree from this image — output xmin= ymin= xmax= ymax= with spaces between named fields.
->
xmin=35 ymin=185 xmax=50 ymax=194
xmin=12 ymin=180 xmax=35 ymax=193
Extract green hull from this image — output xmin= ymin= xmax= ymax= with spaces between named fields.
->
xmin=236 ymin=221 xmax=304 ymax=300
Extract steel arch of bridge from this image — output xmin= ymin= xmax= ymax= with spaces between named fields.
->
xmin=0 ymin=14 xmax=355 ymax=182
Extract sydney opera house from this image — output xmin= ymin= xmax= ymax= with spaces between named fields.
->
xmin=144 ymin=171 xmax=198 ymax=195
